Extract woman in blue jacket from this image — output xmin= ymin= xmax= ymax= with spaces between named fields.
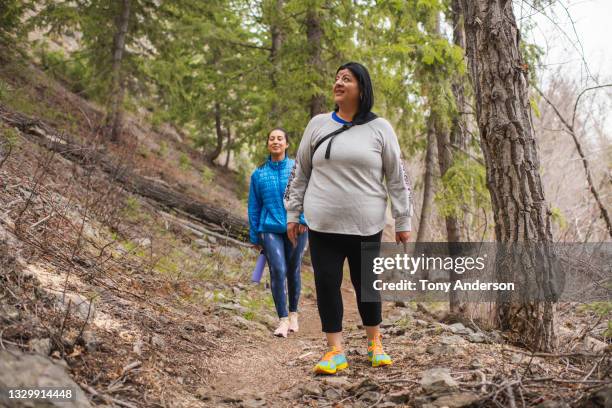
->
xmin=248 ymin=128 xmax=308 ymax=337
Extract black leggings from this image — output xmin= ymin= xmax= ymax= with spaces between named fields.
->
xmin=308 ymin=229 xmax=382 ymax=333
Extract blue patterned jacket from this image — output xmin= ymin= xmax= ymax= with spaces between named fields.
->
xmin=248 ymin=155 xmax=306 ymax=244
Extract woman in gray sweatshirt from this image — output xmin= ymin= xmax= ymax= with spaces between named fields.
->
xmin=284 ymin=62 xmax=414 ymax=375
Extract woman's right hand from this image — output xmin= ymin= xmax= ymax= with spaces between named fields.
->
xmin=287 ymin=222 xmax=300 ymax=247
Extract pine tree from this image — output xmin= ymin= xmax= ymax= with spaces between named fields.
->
xmin=0 ymin=0 xmax=32 ymax=54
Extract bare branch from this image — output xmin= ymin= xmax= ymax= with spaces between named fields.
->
xmin=571 ymin=83 xmax=612 ymax=130
xmin=533 ymin=84 xmax=612 ymax=239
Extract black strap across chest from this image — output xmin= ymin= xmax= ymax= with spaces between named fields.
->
xmin=312 ymin=123 xmax=353 ymax=160
xmin=311 ymin=112 xmax=378 ymax=160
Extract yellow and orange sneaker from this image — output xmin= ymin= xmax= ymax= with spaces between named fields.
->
xmin=313 ymin=346 xmax=348 ymax=375
xmin=367 ymin=333 xmax=392 ymax=368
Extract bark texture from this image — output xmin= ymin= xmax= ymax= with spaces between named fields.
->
xmin=446 ymin=0 xmax=468 ymax=313
xmin=416 ymin=117 xmax=437 ymax=244
xmin=305 ymin=8 xmax=326 ymax=118
xmin=224 ymin=121 xmax=231 ymax=168
xmin=105 ymin=0 xmax=130 ymax=143
xmin=269 ymin=0 xmax=284 ymax=121
xmin=461 ymin=0 xmax=555 ymax=351
xmin=451 ymin=0 xmax=469 ymax=150
xmin=207 ymin=101 xmax=224 ymax=164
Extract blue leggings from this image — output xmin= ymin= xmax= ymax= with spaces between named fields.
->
xmin=259 ymin=231 xmax=308 ymax=318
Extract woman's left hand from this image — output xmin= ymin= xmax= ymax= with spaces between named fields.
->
xmin=395 ymin=231 xmax=411 ymax=244
xmin=298 ymin=224 xmax=308 ymax=235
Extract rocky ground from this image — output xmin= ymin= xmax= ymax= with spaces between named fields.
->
xmin=202 ymin=289 xmax=612 ymax=408
xmin=4 ymin=234 xmax=609 ymax=408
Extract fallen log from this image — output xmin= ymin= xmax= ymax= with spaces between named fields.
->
xmin=0 ymin=103 xmax=250 ymax=241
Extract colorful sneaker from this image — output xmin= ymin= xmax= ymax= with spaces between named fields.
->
xmin=313 ymin=346 xmax=348 ymax=375
xmin=368 ymin=334 xmax=392 ymax=367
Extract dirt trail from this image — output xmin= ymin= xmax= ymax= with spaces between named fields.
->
xmin=207 ymin=270 xmax=365 ymax=405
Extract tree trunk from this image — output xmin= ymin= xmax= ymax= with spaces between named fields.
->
xmin=445 ymin=0 xmax=469 ymax=313
xmin=451 ymin=0 xmax=470 ymax=151
xmin=224 ymin=122 xmax=231 ymax=168
xmin=461 ymin=0 xmax=555 ymax=351
xmin=105 ymin=0 xmax=130 ymax=143
xmin=436 ymin=122 xmax=464 ymax=312
xmin=269 ymin=0 xmax=284 ymax=121
xmin=207 ymin=101 xmax=224 ymax=164
xmin=416 ymin=117 xmax=437 ymax=243
xmin=305 ymin=8 xmax=326 ymax=118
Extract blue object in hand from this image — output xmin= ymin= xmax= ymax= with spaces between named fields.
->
xmin=251 ymin=250 xmax=266 ymax=283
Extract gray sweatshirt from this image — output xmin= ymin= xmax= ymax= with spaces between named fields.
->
xmin=284 ymin=112 xmax=414 ymax=236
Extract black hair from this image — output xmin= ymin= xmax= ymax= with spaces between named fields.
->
xmin=333 ymin=62 xmax=374 ymax=122
xmin=268 ymin=127 xmax=289 ymax=145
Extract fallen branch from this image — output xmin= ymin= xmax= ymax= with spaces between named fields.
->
xmin=120 ymin=360 xmax=142 ymax=376
xmin=503 ymin=347 xmax=605 ymax=359
xmin=378 ymin=378 xmax=420 ymax=385
xmin=505 ymin=382 xmax=517 ymax=408
xmin=582 ymin=355 xmax=606 ymax=382
xmin=80 ymin=383 xmax=138 ymax=408
xmin=159 ymin=210 xmax=250 ymax=248
xmin=526 ymin=377 xmax=612 ymax=386
xmin=0 ymin=103 xmax=250 ymax=241
xmin=29 ymin=212 xmax=54 ymax=230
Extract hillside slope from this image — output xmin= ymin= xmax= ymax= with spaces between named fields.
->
xmin=1 ymin=56 xmax=610 ymax=408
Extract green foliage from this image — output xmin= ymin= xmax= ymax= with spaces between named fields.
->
xmin=120 ymin=238 xmax=147 ymax=258
xmin=395 ymin=314 xmax=413 ymax=329
xmin=1 ymin=126 xmax=21 ymax=151
xmin=579 ymin=302 xmax=612 ymax=338
xmin=30 ymin=0 xmax=178 ymax=111
xmin=155 ymin=252 xmax=181 ymax=277
xmin=123 ymin=196 xmax=141 ymax=219
xmin=0 ymin=79 xmax=9 ymax=100
xmin=201 ymin=166 xmax=215 ymax=184
xmin=18 ymin=0 xmax=493 ymax=243
xmin=434 ymin=154 xmax=490 ymax=219
xmin=36 ymin=48 xmax=98 ymax=98
xmin=530 ymin=96 xmax=541 ymax=119
xmin=520 ymin=40 xmax=544 ymax=84
xmin=580 ymin=301 xmax=612 ymax=316
xmin=137 ymin=145 xmax=149 ymax=158
xmin=0 ymin=0 xmax=33 ymax=50
xmin=0 ymin=70 xmax=65 ymax=120
xmin=156 ymin=141 xmax=169 ymax=158
xmin=238 ymin=287 xmax=275 ymax=319
xmin=19 ymin=0 xmax=469 ymax=171
xmin=178 ymin=153 xmax=191 ymax=171
xmin=550 ymin=207 xmax=567 ymax=229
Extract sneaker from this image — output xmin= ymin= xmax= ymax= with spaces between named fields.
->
xmin=274 ymin=317 xmax=289 ymax=338
xmin=288 ymin=312 xmax=299 ymax=332
xmin=313 ymin=346 xmax=348 ymax=375
xmin=367 ymin=333 xmax=392 ymax=367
